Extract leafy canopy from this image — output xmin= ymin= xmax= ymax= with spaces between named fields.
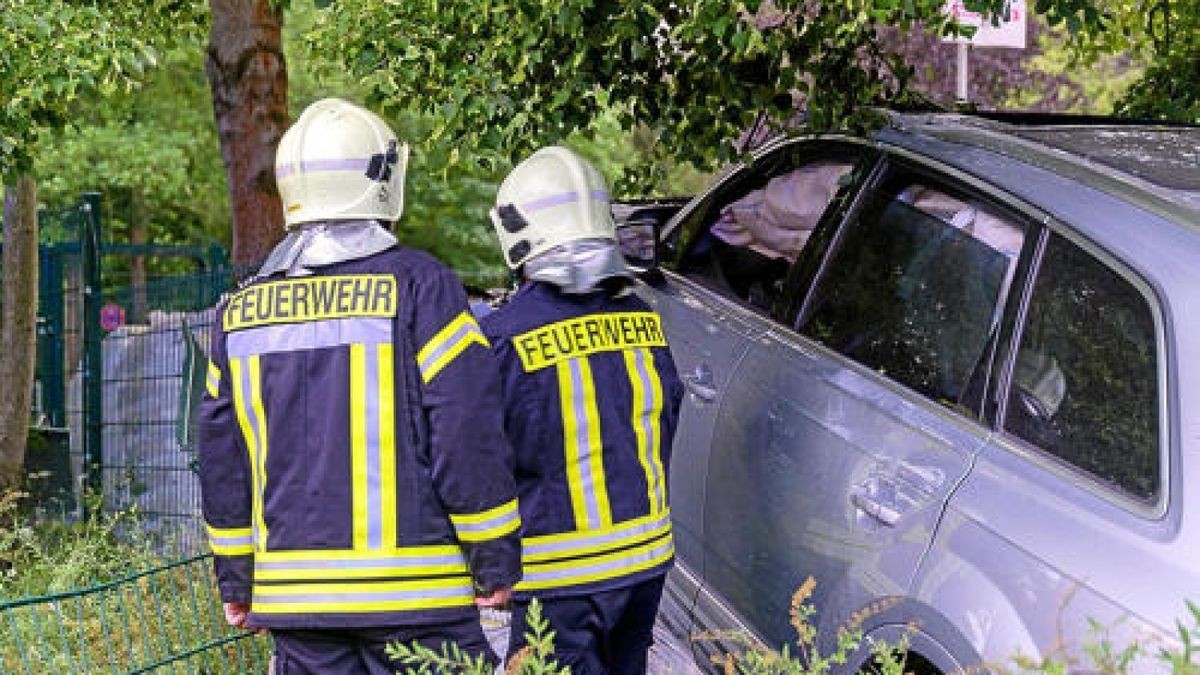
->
xmin=0 ymin=0 xmax=207 ymax=180
xmin=306 ymin=0 xmax=1105 ymax=186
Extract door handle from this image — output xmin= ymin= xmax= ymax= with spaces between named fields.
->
xmin=851 ymin=474 xmax=902 ymax=527
xmin=851 ymin=491 xmax=900 ymax=527
xmin=683 ymin=364 xmax=718 ymax=403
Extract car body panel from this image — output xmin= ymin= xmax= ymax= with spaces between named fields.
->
xmin=701 ymin=318 xmax=989 ymax=651
xmin=638 ymin=114 xmax=1200 ymax=673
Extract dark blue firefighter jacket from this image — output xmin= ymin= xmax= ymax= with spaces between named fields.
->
xmin=197 ymin=246 xmax=521 ymax=629
xmin=480 ymin=282 xmax=684 ymax=599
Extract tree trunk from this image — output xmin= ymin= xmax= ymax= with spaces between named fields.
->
xmin=205 ymin=0 xmax=289 ymax=267
xmin=0 ymin=176 xmax=39 ymax=490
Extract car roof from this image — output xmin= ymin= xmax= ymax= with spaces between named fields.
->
xmin=883 ymin=112 xmax=1200 ymax=220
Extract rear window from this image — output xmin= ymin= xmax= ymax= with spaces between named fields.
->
xmin=799 ymin=185 xmax=1020 ymax=409
xmin=1004 ymin=233 xmax=1161 ymax=502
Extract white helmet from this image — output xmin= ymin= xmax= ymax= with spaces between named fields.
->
xmin=490 ymin=146 xmax=615 ymax=269
xmin=275 ymin=98 xmax=409 ymax=228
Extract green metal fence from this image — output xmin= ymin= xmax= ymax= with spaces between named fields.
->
xmin=0 ymin=555 xmax=271 ymax=674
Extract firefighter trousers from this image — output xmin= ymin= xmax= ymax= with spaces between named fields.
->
xmin=507 ymin=575 xmax=666 ymax=675
xmin=273 ymin=616 xmax=497 ymax=674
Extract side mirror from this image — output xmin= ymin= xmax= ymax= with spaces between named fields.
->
xmin=616 ymin=218 xmax=661 ymax=273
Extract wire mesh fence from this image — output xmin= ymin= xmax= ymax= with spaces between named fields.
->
xmin=95 ymin=265 xmax=238 ymax=554
xmin=0 ymin=555 xmax=271 ymax=674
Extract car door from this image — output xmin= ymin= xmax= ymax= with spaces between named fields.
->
xmin=651 ymin=138 xmax=876 ymax=658
xmin=911 ymin=224 xmax=1190 ymax=669
xmin=698 ymin=156 xmax=1036 ymax=655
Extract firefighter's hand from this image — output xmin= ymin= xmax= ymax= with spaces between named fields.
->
xmin=223 ymin=602 xmax=267 ymax=635
xmin=474 ymin=587 xmax=512 ymax=608
xmin=224 ymin=601 xmax=251 ymax=628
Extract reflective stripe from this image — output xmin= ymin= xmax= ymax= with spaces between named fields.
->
xmin=517 ymin=533 xmax=674 ymax=591
xmin=353 ymin=343 xmax=396 ymax=550
xmin=206 ymin=360 xmax=221 ymax=398
xmin=275 ymin=157 xmax=372 ymax=179
xmin=522 ymin=511 xmax=671 ymax=563
xmin=227 ymin=318 xmax=391 ymax=358
xmin=377 ymin=344 xmax=398 ymax=550
xmin=449 ymin=499 xmax=521 ymax=543
xmin=230 ymin=357 xmax=269 ymax=551
xmin=351 ymin=344 xmax=370 ymax=549
xmin=256 ymin=544 xmax=465 ymax=561
xmin=255 ymin=547 xmax=469 ymax=581
xmin=520 ymin=190 xmax=610 ymax=213
xmin=252 ymin=577 xmax=475 ymax=614
xmin=205 ymin=523 xmax=254 ymax=556
xmin=625 ymin=348 xmax=667 ymax=514
xmin=558 ymin=358 xmax=612 ymax=530
xmin=417 ymin=312 xmax=489 ymax=383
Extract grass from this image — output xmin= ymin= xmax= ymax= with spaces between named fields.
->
xmin=0 ymin=489 xmax=271 ymax=674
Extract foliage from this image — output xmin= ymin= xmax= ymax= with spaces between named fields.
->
xmin=32 ymin=48 xmax=227 ymax=249
xmin=387 ymin=598 xmax=568 ymax=675
xmin=0 ymin=490 xmax=159 ymax=600
xmin=306 ymin=0 xmax=1068 ymax=191
xmin=0 ymin=0 xmax=207 ymax=181
xmin=879 ymin=18 xmax=1141 ymax=113
xmin=1058 ymin=0 xmax=1199 ymax=121
xmin=696 ymin=577 xmax=910 ymax=674
xmin=1159 ymin=602 xmax=1200 ymax=673
xmin=1114 ymin=14 xmax=1200 ymax=122
xmin=289 ymin=0 xmax=709 ymax=285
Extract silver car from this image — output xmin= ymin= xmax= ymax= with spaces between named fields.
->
xmin=621 ymin=113 xmax=1200 ymax=673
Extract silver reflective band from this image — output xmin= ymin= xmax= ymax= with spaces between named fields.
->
xmin=210 ymin=533 xmax=254 ymax=548
xmin=451 ymin=509 xmax=520 ymax=540
xmin=255 ymin=552 xmax=467 ymax=572
xmin=520 ymin=190 xmax=610 ymax=213
xmin=255 ymin=586 xmax=470 ymax=604
xmin=522 ymin=512 xmax=671 ymax=559
xmin=521 ymin=537 xmax=674 ymax=586
xmin=275 ymin=158 xmax=372 ymax=179
xmin=227 ymin=317 xmax=392 ymax=358
xmin=630 ymin=348 xmax=666 ymax=513
xmin=418 ymin=320 xmax=485 ymax=378
xmin=569 ymin=358 xmax=605 ymax=530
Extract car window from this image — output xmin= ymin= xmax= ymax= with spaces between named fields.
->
xmin=798 ymin=174 xmax=1026 ymax=413
xmin=672 ymin=142 xmax=865 ymax=314
xmin=1004 ymin=233 xmax=1160 ymax=503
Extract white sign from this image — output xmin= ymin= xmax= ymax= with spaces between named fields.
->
xmin=942 ymin=0 xmax=1027 ymax=48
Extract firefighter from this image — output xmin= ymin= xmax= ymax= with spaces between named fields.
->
xmin=196 ymin=98 xmax=521 ymax=674
xmin=479 ymin=146 xmax=685 ymax=673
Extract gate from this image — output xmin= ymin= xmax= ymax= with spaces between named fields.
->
xmin=13 ymin=193 xmax=230 ymax=551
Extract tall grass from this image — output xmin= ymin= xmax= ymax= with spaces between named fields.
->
xmin=0 ymin=489 xmax=270 ymax=674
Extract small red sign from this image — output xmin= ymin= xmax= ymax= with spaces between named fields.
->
xmin=100 ymin=303 xmax=126 ymax=332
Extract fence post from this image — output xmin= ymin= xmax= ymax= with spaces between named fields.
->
xmin=36 ymin=244 xmax=66 ymax=428
xmin=80 ymin=192 xmax=104 ymax=513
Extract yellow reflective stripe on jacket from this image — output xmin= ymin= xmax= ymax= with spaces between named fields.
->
xmin=557 ymin=357 xmax=612 ymax=530
xmin=254 ymin=546 xmax=469 ymax=581
xmin=206 ymin=360 xmax=221 ymax=398
xmin=521 ymin=511 xmax=672 ymax=564
xmin=513 ymin=311 xmax=667 ymax=372
xmin=351 ymin=343 xmax=400 ymax=551
xmin=624 ymin=347 xmax=668 ymax=514
xmin=252 ymin=577 xmax=475 ymax=614
xmin=205 ymin=523 xmax=254 ymax=556
xmin=377 ymin=344 xmax=398 ymax=549
xmin=230 ymin=356 xmax=269 ymax=551
xmin=517 ymin=531 xmax=674 ymax=592
xmin=449 ymin=498 xmax=521 ymax=543
xmin=416 ymin=311 xmax=489 ymax=383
